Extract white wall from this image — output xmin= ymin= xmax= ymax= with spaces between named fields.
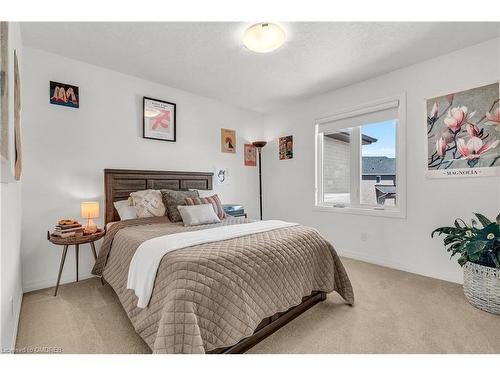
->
xmin=21 ymin=47 xmax=264 ymax=292
xmin=262 ymin=38 xmax=500 ymax=284
xmin=1 ymin=22 xmax=23 ymax=351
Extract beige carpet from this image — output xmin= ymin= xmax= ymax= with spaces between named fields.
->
xmin=15 ymin=258 xmax=500 ymax=354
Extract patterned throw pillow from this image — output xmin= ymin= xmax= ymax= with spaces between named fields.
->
xmin=161 ymin=189 xmax=199 ymax=222
xmin=184 ymin=194 xmax=226 ymax=220
xmin=129 ymin=190 xmax=166 ymax=218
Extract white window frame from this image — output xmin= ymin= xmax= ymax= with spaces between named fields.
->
xmin=314 ymin=94 xmax=407 ymax=218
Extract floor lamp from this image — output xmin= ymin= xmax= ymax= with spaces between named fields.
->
xmin=252 ymin=141 xmax=267 ymax=220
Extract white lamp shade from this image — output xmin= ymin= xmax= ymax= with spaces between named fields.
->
xmin=81 ymin=202 xmax=99 ymax=219
xmin=243 ymin=23 xmax=286 ymax=53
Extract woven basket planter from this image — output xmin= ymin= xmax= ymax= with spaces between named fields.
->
xmin=463 ymin=262 xmax=500 ymax=315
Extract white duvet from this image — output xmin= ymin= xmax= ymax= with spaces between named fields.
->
xmin=127 ymin=220 xmax=297 ymax=308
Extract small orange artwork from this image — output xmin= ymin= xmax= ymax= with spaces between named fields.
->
xmin=221 ymin=128 xmax=236 ymax=153
xmin=244 ymin=144 xmax=256 ymax=166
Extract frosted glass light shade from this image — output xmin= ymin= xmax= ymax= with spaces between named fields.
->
xmin=243 ymin=23 xmax=286 ymax=53
xmin=81 ymin=202 xmax=99 ymax=219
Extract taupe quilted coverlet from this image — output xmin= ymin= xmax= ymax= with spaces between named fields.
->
xmin=92 ymin=216 xmax=354 ymax=353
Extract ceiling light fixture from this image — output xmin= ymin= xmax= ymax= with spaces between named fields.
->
xmin=243 ymin=23 xmax=286 ymax=53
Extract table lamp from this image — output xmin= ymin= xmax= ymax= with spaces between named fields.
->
xmin=81 ymin=202 xmax=99 ymax=234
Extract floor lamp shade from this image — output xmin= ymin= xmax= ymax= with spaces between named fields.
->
xmin=252 ymin=141 xmax=267 ymax=220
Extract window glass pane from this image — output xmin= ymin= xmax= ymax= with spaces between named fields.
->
xmin=360 ymin=120 xmax=397 ymax=207
xmin=322 ymin=129 xmax=351 ymax=206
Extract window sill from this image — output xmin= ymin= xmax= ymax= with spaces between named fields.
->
xmin=313 ymin=204 xmax=406 ymax=219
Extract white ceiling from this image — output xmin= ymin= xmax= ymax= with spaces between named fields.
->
xmin=21 ymin=22 xmax=500 ymax=113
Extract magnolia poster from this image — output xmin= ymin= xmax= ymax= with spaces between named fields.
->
xmin=426 ymin=82 xmax=499 ymax=178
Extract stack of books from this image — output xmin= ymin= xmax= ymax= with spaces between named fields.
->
xmin=52 ymin=220 xmax=84 ymax=238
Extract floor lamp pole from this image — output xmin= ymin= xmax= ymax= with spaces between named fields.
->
xmin=252 ymin=141 xmax=267 ymax=220
xmin=257 ymin=148 xmax=263 ymax=220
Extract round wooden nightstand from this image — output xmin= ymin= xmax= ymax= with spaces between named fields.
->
xmin=48 ymin=229 xmax=105 ymax=296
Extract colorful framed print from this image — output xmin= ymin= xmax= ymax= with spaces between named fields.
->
xmin=279 ymin=135 xmax=293 ymax=160
xmin=426 ymin=82 xmax=499 ymax=178
xmin=50 ymin=81 xmax=79 ymax=108
xmin=244 ymin=144 xmax=256 ymax=166
xmin=143 ymin=96 xmax=176 ymax=142
xmin=221 ymin=128 xmax=236 ymax=153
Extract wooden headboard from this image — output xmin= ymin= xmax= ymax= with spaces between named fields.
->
xmin=104 ymin=168 xmax=213 ymax=224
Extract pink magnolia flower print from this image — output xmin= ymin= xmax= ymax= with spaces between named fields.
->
xmin=151 ymin=110 xmax=170 ymax=131
xmin=441 ymin=130 xmax=454 ymax=144
xmin=444 ymin=106 xmax=474 ymax=133
xmin=466 ymin=122 xmax=481 ymax=137
xmin=427 ymin=83 xmax=499 ymax=171
xmin=457 ymin=136 xmax=499 ymax=167
xmin=430 ymin=102 xmax=439 ymax=119
xmin=436 ymin=136 xmax=448 ymax=157
xmin=485 ymin=108 xmax=500 ymax=126
xmin=436 ymin=131 xmax=454 ymax=157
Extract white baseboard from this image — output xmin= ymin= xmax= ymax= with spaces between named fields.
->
xmin=338 ymin=248 xmax=462 ymax=285
xmin=23 ymin=272 xmax=95 ymax=293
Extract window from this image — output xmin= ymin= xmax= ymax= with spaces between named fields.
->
xmin=315 ymin=95 xmax=406 ymax=217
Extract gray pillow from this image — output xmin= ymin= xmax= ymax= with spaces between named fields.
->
xmin=177 ymin=204 xmax=221 ymax=226
xmin=160 ymin=189 xmax=199 ymax=222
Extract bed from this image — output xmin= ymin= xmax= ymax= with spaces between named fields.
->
xmin=92 ymin=168 xmax=354 ymax=354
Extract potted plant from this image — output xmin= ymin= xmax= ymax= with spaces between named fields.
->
xmin=432 ymin=213 xmax=500 ymax=315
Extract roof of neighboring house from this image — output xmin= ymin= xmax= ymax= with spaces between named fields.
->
xmin=362 ymin=156 xmax=396 ymax=175
xmin=325 ymin=132 xmax=377 ymax=145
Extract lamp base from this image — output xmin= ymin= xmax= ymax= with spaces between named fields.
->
xmin=84 ymin=219 xmax=97 ymax=234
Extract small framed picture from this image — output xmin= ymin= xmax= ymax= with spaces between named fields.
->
xmin=279 ymin=135 xmax=293 ymax=160
xmin=143 ymin=96 xmax=176 ymax=142
xmin=221 ymin=128 xmax=236 ymax=153
xmin=244 ymin=144 xmax=256 ymax=166
xmin=215 ymin=167 xmax=228 ymax=184
xmin=50 ymin=81 xmax=79 ymax=108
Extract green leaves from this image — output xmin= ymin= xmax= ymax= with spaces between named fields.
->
xmin=476 ymin=223 xmax=500 ymax=240
xmin=490 ymin=253 xmax=500 ymax=268
xmin=474 ymin=213 xmax=492 ymax=228
xmin=465 ymin=241 xmax=487 ymax=262
xmin=433 ymin=212 xmax=500 ymax=269
xmin=431 ymin=226 xmax=466 ymax=238
xmin=457 ymin=255 xmax=468 ymax=267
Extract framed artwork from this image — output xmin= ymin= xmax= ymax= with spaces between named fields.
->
xmin=279 ymin=135 xmax=293 ymax=160
xmin=244 ymin=144 xmax=256 ymax=166
xmin=215 ymin=167 xmax=228 ymax=184
xmin=143 ymin=96 xmax=176 ymax=142
xmin=50 ymin=81 xmax=79 ymax=108
xmin=0 ymin=22 xmax=9 ymax=181
xmin=221 ymin=128 xmax=236 ymax=153
xmin=426 ymin=82 xmax=499 ymax=178
xmin=14 ymin=50 xmax=21 ymax=181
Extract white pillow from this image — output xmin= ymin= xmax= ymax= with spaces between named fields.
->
xmin=129 ymin=189 xmax=166 ymax=217
xmin=177 ymin=204 xmax=221 ymax=226
xmin=113 ymin=200 xmax=138 ymax=220
xmin=189 ymin=189 xmax=215 ymax=198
